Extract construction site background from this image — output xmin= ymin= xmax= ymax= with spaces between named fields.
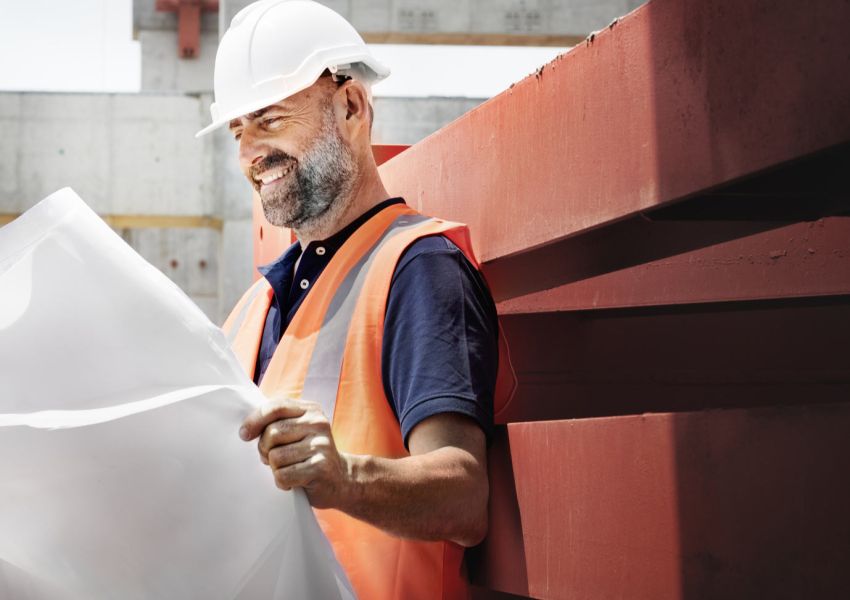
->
xmin=0 ymin=0 xmax=641 ymax=324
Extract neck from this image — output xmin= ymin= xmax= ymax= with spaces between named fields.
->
xmin=294 ymin=163 xmax=390 ymax=248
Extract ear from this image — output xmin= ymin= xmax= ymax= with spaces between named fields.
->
xmin=335 ymin=80 xmax=371 ymax=142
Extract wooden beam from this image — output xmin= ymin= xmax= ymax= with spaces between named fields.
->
xmin=0 ymin=214 xmax=223 ymax=231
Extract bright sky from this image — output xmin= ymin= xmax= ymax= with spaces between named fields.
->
xmin=0 ymin=0 xmax=141 ymax=93
xmin=0 ymin=0 xmax=569 ymax=98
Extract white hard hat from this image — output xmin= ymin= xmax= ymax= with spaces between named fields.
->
xmin=195 ymin=0 xmax=390 ymax=138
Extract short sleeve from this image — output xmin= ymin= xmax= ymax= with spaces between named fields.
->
xmin=381 ymin=235 xmax=499 ymax=446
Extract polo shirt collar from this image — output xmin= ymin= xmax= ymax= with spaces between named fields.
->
xmin=256 ymin=197 xmax=406 ymax=290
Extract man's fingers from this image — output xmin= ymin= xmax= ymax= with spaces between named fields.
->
xmin=267 ymin=438 xmax=315 ymax=470
xmin=273 ymin=460 xmax=314 ymax=491
xmin=258 ymin=419 xmax=305 ymax=457
xmin=239 ymin=398 xmax=307 ymax=441
xmin=257 ymin=411 xmax=331 ymax=456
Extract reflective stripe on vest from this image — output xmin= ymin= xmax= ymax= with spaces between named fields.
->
xmin=224 ymin=281 xmax=265 ymax=345
xmin=225 ymin=203 xmax=516 ymax=600
xmin=222 ymin=278 xmax=273 ymax=377
xmin=301 ymin=212 xmax=431 ymax=421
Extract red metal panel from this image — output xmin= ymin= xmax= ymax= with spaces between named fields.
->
xmin=470 ymin=403 xmax=850 ymax=599
xmin=371 ymin=144 xmax=410 ymax=167
xmin=251 ymin=190 xmax=293 ymax=282
xmin=378 ymin=0 xmax=850 ymax=265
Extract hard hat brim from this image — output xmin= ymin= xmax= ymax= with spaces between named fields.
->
xmin=195 ymin=55 xmax=390 ymax=139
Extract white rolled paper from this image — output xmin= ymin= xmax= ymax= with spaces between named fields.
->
xmin=0 ymin=188 xmax=355 ymax=600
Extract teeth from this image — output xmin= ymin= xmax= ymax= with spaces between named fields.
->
xmin=258 ymin=165 xmax=292 ymax=185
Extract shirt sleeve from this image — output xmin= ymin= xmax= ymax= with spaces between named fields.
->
xmin=381 ymin=235 xmax=499 ymax=447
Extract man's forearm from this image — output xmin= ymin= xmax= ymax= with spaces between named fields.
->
xmin=337 ymin=446 xmax=488 ymax=547
xmin=242 ymin=401 xmax=491 ymax=546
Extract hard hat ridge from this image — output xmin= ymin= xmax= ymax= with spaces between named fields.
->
xmin=196 ymin=0 xmax=389 ymax=137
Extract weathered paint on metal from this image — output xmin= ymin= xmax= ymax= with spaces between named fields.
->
xmin=378 ymin=0 xmax=850 ymax=265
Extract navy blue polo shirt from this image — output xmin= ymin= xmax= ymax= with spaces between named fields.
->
xmin=255 ymin=198 xmax=497 ymax=445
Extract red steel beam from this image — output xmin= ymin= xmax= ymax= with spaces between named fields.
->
xmin=371 ymin=144 xmax=410 ymax=167
xmin=470 ymin=403 xmax=850 ymax=598
xmin=495 ymin=216 xmax=850 ymax=312
xmin=156 ymin=0 xmax=219 ymax=58
xmin=378 ymin=0 xmax=850 ymax=266
xmin=497 ymin=301 xmax=850 ymax=423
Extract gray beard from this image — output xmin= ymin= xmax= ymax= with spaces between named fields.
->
xmin=259 ymin=106 xmax=358 ymax=235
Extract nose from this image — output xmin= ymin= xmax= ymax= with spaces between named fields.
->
xmin=238 ymin=129 xmax=267 ymax=172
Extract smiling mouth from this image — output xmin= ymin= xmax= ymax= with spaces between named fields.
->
xmin=255 ymin=163 xmax=295 ymax=189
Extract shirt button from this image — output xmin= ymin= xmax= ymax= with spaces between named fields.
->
xmin=299 ymin=279 xmax=310 ymax=290
xmin=315 ymin=246 xmax=326 ymax=256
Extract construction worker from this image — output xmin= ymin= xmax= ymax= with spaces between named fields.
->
xmin=196 ymin=1 xmax=514 ymax=598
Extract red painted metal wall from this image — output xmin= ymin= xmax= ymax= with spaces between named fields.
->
xmin=250 ymin=0 xmax=850 ymax=597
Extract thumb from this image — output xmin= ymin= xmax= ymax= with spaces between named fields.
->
xmin=239 ymin=399 xmax=305 ymax=441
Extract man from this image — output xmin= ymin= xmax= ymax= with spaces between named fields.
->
xmin=197 ymin=2 xmax=513 ymax=598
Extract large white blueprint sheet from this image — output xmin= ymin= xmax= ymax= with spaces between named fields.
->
xmin=0 ymin=188 xmax=355 ymax=599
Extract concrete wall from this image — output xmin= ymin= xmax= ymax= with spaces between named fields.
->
xmin=221 ymin=0 xmax=646 ymax=38
xmin=372 ymin=96 xmax=484 ymax=145
xmin=0 ymin=91 xmax=232 ymax=322
xmin=140 ymin=31 xmax=219 ymax=93
xmin=0 ymin=93 xmax=212 ymax=217
xmin=121 ymin=226 xmax=222 ymax=318
xmin=0 ymin=90 xmax=481 ymax=323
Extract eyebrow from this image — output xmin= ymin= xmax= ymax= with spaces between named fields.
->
xmin=229 ymin=104 xmax=295 ymax=130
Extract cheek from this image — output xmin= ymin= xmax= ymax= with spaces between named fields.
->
xmin=237 ymin=132 xmax=303 ymax=168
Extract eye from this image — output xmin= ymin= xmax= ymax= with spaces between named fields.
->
xmin=262 ymin=116 xmax=284 ymax=129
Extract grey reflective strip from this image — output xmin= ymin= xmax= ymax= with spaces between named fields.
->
xmin=226 ymin=283 xmax=265 ymax=345
xmin=302 ymin=214 xmax=432 ymax=420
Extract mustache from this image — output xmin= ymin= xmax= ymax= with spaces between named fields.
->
xmin=250 ymin=152 xmax=296 ymax=183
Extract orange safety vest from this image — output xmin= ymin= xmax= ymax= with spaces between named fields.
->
xmin=222 ymin=203 xmax=516 ymax=600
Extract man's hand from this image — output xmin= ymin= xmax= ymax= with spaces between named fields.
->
xmin=241 ymin=401 xmax=488 ymax=547
xmin=239 ymin=397 xmax=351 ymax=509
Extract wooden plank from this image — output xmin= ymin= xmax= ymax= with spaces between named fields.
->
xmin=0 ymin=213 xmax=223 ymax=231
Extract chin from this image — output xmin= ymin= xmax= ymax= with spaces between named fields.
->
xmin=260 ymin=192 xmax=299 ymax=228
